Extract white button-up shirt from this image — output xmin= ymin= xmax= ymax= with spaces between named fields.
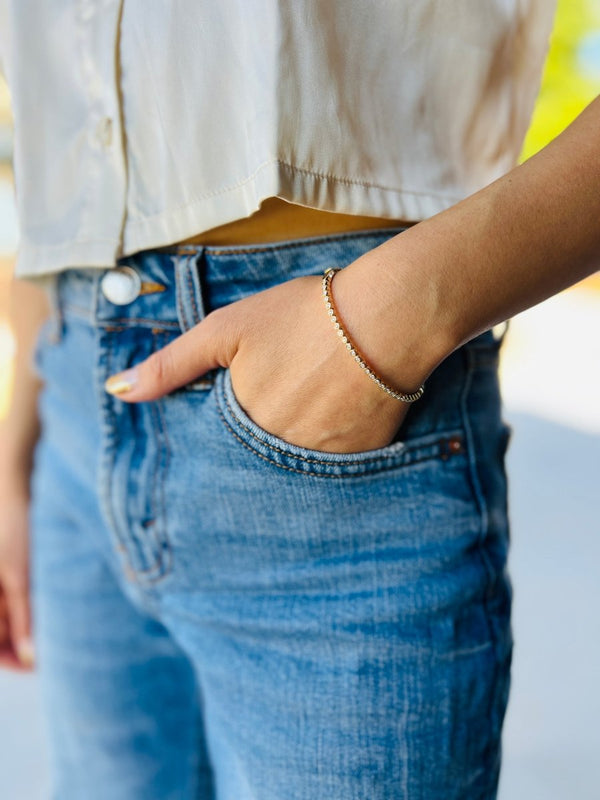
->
xmin=0 ymin=1 xmax=556 ymax=279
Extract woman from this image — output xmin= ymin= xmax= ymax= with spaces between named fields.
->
xmin=0 ymin=2 xmax=597 ymax=798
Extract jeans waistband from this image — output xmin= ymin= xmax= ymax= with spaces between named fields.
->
xmin=46 ymin=227 xmax=508 ymax=349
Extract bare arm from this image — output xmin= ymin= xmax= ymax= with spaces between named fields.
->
xmin=0 ymin=276 xmax=49 ymax=670
xmin=0 ymin=277 xmax=49 ymax=488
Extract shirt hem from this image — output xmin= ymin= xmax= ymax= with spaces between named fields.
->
xmin=15 ymin=162 xmax=466 ymax=278
xmin=121 ymin=160 xmax=464 ymax=257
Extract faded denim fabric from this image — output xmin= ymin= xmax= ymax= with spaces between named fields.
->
xmin=30 ymin=229 xmax=513 ymax=800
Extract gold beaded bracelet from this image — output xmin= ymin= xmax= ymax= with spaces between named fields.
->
xmin=322 ymin=267 xmax=425 ymax=403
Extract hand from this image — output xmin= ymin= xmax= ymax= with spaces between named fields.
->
xmin=104 ymin=272 xmax=422 ymax=453
xmin=0 ymin=489 xmax=34 ymax=671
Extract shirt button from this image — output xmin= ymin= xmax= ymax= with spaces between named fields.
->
xmin=100 ymin=267 xmax=142 ymax=305
xmin=95 ymin=116 xmax=113 ymax=148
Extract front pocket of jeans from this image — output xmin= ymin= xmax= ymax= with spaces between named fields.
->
xmin=215 ymin=367 xmax=467 ymax=478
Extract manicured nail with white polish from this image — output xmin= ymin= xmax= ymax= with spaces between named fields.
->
xmin=104 ymin=368 xmax=138 ymax=395
xmin=17 ymin=637 xmax=35 ymax=667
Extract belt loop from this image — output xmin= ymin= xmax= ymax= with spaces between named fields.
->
xmin=173 ymin=250 xmax=206 ymax=333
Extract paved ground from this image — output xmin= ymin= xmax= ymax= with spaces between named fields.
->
xmin=498 ymin=412 xmax=600 ymax=800
xmin=1 ymin=288 xmax=598 ymax=799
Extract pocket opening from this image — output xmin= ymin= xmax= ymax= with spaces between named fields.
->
xmin=215 ymin=367 xmax=468 ymax=478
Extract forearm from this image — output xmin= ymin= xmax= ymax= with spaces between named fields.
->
xmin=335 ymin=95 xmax=600 ymax=390
xmin=0 ymin=277 xmax=49 ymax=496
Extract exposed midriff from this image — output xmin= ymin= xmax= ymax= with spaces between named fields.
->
xmin=173 ymin=197 xmax=417 ymax=247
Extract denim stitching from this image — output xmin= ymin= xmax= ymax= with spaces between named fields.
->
xmin=100 ymin=318 xmax=180 ymax=328
xmin=459 ymin=346 xmax=510 ymax=771
xmin=153 ymin=378 xmax=174 ymax=580
xmin=185 ymin=262 xmax=200 ymax=325
xmin=99 ymin=339 xmax=131 ymax=569
xmin=64 ymin=314 xmax=181 ymax=330
xmin=155 ymin=329 xmax=173 ymax=573
xmin=221 ymin=379 xmax=408 ymax=468
xmin=102 ymin=330 xmax=168 ymax=583
xmin=460 ymin=349 xmax=494 ymax=587
xmin=458 ymin=346 xmax=498 ymax=674
xmin=140 ymin=331 xmax=173 ymax=582
xmin=120 ymin=405 xmax=170 ymax=581
xmin=147 ymin=396 xmax=164 ymax=573
xmin=217 ymin=379 xmax=463 ymax=477
xmin=175 ymin=269 xmax=188 ymax=332
xmin=216 ymin=400 xmax=454 ymax=479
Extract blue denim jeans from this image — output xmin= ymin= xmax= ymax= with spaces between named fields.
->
xmin=30 ymin=229 xmax=513 ymax=800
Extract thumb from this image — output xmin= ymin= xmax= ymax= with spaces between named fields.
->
xmin=5 ymin=580 xmax=34 ymax=669
xmin=104 ymin=307 xmax=240 ymax=402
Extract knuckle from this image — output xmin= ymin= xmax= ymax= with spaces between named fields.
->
xmin=211 ymin=307 xmax=241 ymax=357
xmin=144 ymin=347 xmax=174 ymax=388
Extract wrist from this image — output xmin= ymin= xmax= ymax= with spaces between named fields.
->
xmin=322 ymin=268 xmax=426 ymax=403
xmin=331 ymin=237 xmax=455 ymax=392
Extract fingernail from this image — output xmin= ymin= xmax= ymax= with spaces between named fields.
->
xmin=105 ymin=368 xmax=137 ymax=395
xmin=17 ymin=637 xmax=35 ymax=666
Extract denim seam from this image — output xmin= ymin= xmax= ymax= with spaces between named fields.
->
xmin=151 ymin=372 xmax=173 ymax=582
xmin=461 ymin=346 xmax=511 ymax=781
xmin=156 ymin=331 xmax=173 ymax=576
xmin=133 ymin=332 xmax=173 ymax=582
xmin=157 ymin=398 xmax=172 ymax=578
xmin=175 ymin=266 xmax=188 ymax=332
xmin=98 ymin=338 xmax=129 ymax=565
xmin=460 ymin=351 xmax=494 ymax=588
xmin=148 ymin=395 xmax=164 ymax=572
xmin=99 ymin=318 xmax=180 ymax=328
xmin=101 ymin=332 xmax=170 ymax=583
xmin=186 ymin=262 xmax=200 ymax=325
xmin=216 ymin=388 xmax=462 ymax=478
xmin=459 ymin=349 xmax=501 ymax=697
xmin=218 ymin=403 xmax=460 ymax=478
xmin=62 ymin=312 xmax=181 ymax=330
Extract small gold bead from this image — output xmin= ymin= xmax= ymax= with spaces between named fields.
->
xmin=323 ymin=266 xmax=423 ymax=404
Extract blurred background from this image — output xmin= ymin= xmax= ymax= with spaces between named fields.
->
xmin=0 ymin=1 xmax=599 ymax=797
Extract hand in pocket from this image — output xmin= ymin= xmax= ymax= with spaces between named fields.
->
xmin=103 ymin=272 xmax=423 ymax=453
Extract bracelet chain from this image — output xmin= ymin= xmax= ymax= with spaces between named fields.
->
xmin=322 ymin=267 xmax=425 ymax=404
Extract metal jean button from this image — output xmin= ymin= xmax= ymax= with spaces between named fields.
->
xmin=100 ymin=266 xmax=142 ymax=305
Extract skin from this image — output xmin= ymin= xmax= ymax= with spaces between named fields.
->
xmin=1 ymin=93 xmax=599 ymax=671
xmin=0 ymin=279 xmax=48 ymax=670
